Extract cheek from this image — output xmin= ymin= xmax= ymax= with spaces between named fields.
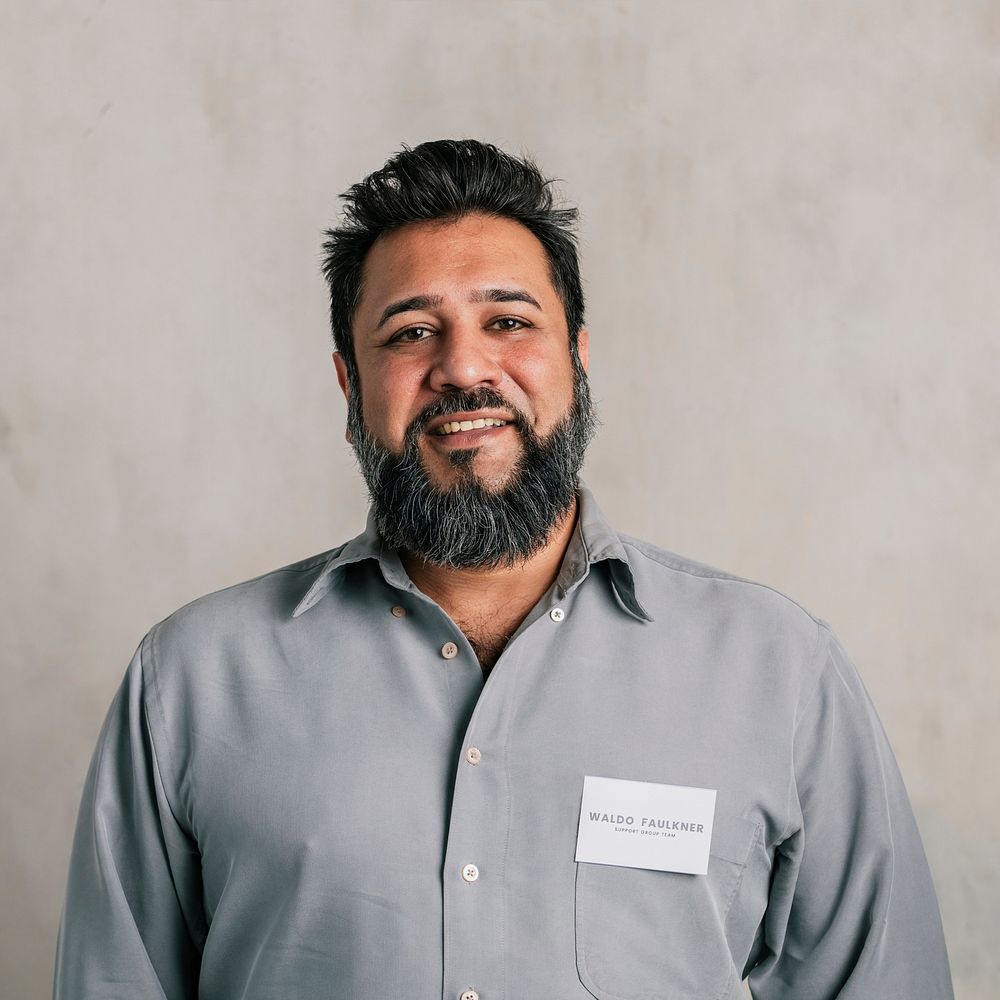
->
xmin=360 ymin=364 xmax=426 ymax=439
xmin=505 ymin=349 xmax=575 ymax=414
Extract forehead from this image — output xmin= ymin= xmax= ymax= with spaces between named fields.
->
xmin=357 ymin=213 xmax=558 ymax=317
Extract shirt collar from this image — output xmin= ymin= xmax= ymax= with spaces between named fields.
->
xmin=292 ymin=481 xmax=651 ymax=622
xmin=556 ymin=483 xmax=652 ymax=622
xmin=291 ymin=507 xmax=384 ymax=618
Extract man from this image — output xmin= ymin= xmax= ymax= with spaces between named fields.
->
xmin=55 ymin=139 xmax=953 ymax=999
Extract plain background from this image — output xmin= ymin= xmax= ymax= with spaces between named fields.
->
xmin=3 ymin=1 xmax=998 ymax=997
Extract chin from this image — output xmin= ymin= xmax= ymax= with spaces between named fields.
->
xmin=428 ymin=458 xmax=515 ymax=494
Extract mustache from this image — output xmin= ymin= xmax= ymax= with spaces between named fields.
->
xmin=405 ymin=387 xmax=530 ymax=442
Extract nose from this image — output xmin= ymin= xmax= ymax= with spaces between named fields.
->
xmin=428 ymin=322 xmax=502 ymax=393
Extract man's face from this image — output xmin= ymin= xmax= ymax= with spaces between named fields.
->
xmin=338 ymin=212 xmax=589 ymax=488
xmin=333 ymin=212 xmax=594 ymax=568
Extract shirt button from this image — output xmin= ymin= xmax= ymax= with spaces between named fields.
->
xmin=460 ymin=991 xmax=479 ymax=1000
xmin=390 ymin=605 xmax=406 ymax=618
xmin=466 ymin=746 xmax=482 ymax=765
xmin=549 ymin=607 xmax=565 ymax=622
xmin=441 ymin=641 xmax=459 ymax=659
xmin=461 ymin=863 xmax=479 ymax=883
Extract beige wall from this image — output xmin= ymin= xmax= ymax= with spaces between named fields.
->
xmin=3 ymin=1 xmax=998 ymax=996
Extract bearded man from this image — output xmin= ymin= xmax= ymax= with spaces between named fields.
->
xmin=55 ymin=139 xmax=953 ymax=1000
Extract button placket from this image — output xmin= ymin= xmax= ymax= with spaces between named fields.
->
xmin=442 ymin=625 xmax=515 ymax=1000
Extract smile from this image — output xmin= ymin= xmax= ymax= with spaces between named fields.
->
xmin=435 ymin=418 xmax=508 ymax=436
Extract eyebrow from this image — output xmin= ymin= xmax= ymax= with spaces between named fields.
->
xmin=374 ymin=287 xmax=543 ymax=331
xmin=375 ymin=295 xmax=443 ymax=331
xmin=470 ymin=287 xmax=542 ymax=310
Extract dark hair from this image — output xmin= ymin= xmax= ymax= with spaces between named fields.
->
xmin=321 ymin=139 xmax=585 ymax=387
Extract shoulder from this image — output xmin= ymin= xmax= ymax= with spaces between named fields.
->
xmin=143 ymin=544 xmax=346 ymax=667
xmin=619 ymin=532 xmax=832 ymax=682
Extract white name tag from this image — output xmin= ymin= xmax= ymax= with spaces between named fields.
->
xmin=575 ymin=775 xmax=717 ymax=875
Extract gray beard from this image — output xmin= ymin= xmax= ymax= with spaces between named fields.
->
xmin=346 ymin=368 xmax=597 ymax=569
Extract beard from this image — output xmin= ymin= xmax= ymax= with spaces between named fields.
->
xmin=346 ymin=363 xmax=597 ymax=569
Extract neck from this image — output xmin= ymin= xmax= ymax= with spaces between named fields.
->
xmin=400 ymin=495 xmax=579 ymax=653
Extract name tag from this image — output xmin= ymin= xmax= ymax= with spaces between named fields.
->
xmin=575 ymin=775 xmax=717 ymax=875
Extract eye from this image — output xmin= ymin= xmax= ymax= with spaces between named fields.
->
xmin=389 ymin=325 xmax=435 ymax=344
xmin=489 ymin=316 xmax=531 ymax=332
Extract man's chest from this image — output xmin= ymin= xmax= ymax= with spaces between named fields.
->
xmin=163 ymin=582 xmax=801 ymax=999
xmin=180 ymin=609 xmax=786 ymax=912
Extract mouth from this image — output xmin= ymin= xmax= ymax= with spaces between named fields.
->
xmin=426 ymin=411 xmax=515 ymax=438
xmin=434 ymin=416 xmax=509 ymax=436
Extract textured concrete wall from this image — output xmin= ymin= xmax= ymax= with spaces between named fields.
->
xmin=2 ymin=2 xmax=997 ymax=996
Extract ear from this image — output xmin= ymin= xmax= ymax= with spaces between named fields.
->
xmin=575 ymin=327 xmax=590 ymax=373
xmin=332 ymin=352 xmax=354 ymax=444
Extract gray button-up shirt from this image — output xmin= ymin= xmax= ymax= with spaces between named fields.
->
xmin=54 ymin=487 xmax=953 ymax=999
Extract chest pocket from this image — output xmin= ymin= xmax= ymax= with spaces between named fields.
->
xmin=575 ymin=812 xmax=761 ymax=1000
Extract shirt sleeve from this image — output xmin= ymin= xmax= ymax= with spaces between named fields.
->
xmin=746 ymin=627 xmax=954 ymax=1000
xmin=53 ymin=632 xmax=205 ymax=1000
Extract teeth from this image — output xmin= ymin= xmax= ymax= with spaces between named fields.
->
xmin=436 ymin=417 xmax=508 ymax=435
